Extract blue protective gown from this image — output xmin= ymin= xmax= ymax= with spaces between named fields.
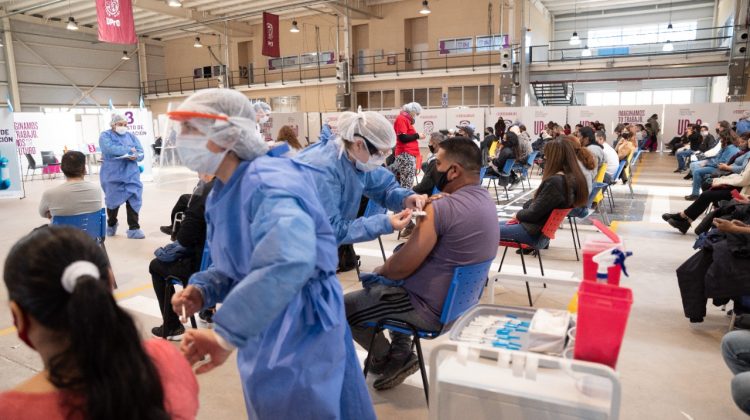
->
xmin=189 ymin=156 xmax=375 ymax=420
xmin=295 ymin=137 xmax=413 ymax=245
xmin=98 ymin=130 xmax=144 ymax=211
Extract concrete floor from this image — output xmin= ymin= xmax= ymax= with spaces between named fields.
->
xmin=0 ymin=154 xmax=744 ymax=419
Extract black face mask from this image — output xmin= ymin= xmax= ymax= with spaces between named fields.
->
xmin=428 ymin=145 xmax=435 ymax=154
xmin=435 ymin=166 xmax=453 ymax=191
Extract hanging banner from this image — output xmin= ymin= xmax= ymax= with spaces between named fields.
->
xmin=101 ymin=109 xmax=155 ymax=181
xmin=446 ymin=108 xmax=485 ymax=136
xmin=0 ymin=110 xmax=22 ymax=198
xmin=415 ymin=109 xmax=447 ymax=147
xmin=262 ymin=12 xmax=280 ymax=58
xmin=663 ymin=104 xmax=719 ymax=139
xmin=718 ymin=102 xmax=749 ymax=124
xmin=521 ymin=106 xmax=568 ymax=137
xmin=96 ymin=0 xmax=137 ymax=45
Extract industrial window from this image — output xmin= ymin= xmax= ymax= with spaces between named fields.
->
xmin=269 ymin=96 xmax=300 ymax=112
xmin=439 ymin=37 xmax=473 ymax=55
xmin=268 ymin=51 xmax=335 ymax=70
xmin=401 ymin=88 xmax=442 ymax=108
xmin=587 ymin=21 xmax=697 ymax=48
xmin=448 ymin=85 xmax=495 ymax=107
xmin=476 ymin=34 xmax=507 ymax=52
xmin=356 ymin=90 xmax=396 ymax=110
xmin=585 ymin=89 xmax=691 ymax=106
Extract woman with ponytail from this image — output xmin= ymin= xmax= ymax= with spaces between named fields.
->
xmin=0 ymin=226 xmax=198 ymax=420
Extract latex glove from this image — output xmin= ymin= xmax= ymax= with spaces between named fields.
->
xmin=390 ymin=209 xmax=412 ymax=230
xmin=404 ymin=194 xmax=428 ymax=211
xmin=154 ymin=241 xmax=188 ymax=262
xmin=359 ymin=272 xmax=405 ymax=288
xmin=181 ymin=329 xmax=233 ymax=374
xmin=172 ymin=285 xmax=204 ymax=320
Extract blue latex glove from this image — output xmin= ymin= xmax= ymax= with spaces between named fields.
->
xmin=359 ymin=272 xmax=404 ymax=288
xmin=154 ymin=241 xmax=188 ymax=262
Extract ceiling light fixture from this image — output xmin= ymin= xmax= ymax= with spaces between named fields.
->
xmin=667 ymin=0 xmax=673 ymax=30
xmin=420 ymin=0 xmax=431 ymax=15
xmin=193 ymin=36 xmax=202 ymax=48
xmin=663 ymin=40 xmax=674 ymax=52
xmin=167 ymin=0 xmax=182 ymax=7
xmin=570 ymin=0 xmax=579 ymax=46
xmin=570 ymin=31 xmax=581 ymax=46
xmin=581 ymin=45 xmax=591 ymax=57
xmin=121 ymin=50 xmax=130 ymax=60
xmin=66 ymin=16 xmax=78 ymax=31
xmin=0 ymin=36 xmax=4 ymax=48
xmin=290 ymin=20 xmax=300 ymax=33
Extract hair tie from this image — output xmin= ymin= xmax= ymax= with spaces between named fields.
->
xmin=61 ymin=261 xmax=100 ymax=293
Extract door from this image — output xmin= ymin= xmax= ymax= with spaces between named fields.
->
xmin=353 ymin=24 xmax=369 ymax=74
xmin=237 ymin=40 xmax=253 ymax=83
xmin=404 ymin=17 xmax=428 ymax=71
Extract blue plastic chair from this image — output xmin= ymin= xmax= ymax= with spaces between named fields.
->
xmin=568 ymin=182 xmax=610 ymax=257
xmin=512 ymin=151 xmax=539 ymax=191
xmin=603 ymin=160 xmax=627 ymax=211
xmin=485 ymin=159 xmax=515 ymax=203
xmin=361 ymin=258 xmax=494 ymax=404
xmin=52 ymin=208 xmax=106 ymax=244
xmin=627 ymin=150 xmax=642 ymax=198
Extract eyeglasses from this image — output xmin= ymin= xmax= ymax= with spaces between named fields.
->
xmin=354 ymin=133 xmax=391 ymax=158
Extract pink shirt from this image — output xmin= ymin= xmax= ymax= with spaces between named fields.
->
xmin=0 ymin=339 xmax=199 ymax=420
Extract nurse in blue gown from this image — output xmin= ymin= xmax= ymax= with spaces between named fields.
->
xmin=169 ymin=89 xmax=375 ymax=420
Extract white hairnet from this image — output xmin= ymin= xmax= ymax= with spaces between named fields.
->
xmin=402 ymin=102 xmax=422 ymax=115
xmin=509 ymin=125 xmax=521 ymax=135
xmin=175 ymin=88 xmax=267 ymax=160
xmin=336 ymin=110 xmax=396 ymax=151
xmin=110 ymin=114 xmax=126 ymax=126
xmin=253 ymin=101 xmax=272 ymax=115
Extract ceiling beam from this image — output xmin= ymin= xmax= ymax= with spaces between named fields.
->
xmin=132 ymin=0 xmax=254 ymax=36
xmin=329 ymin=0 xmax=381 ymax=19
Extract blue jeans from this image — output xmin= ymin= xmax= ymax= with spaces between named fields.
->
xmin=499 ymin=220 xmax=542 ymax=246
xmin=722 ymin=330 xmax=750 ymax=415
xmin=691 ymin=165 xmax=716 ymax=196
xmin=676 ymin=149 xmax=694 ymax=170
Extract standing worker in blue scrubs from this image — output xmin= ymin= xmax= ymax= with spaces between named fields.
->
xmin=99 ymin=114 xmax=145 ymax=239
xmin=168 ymin=89 xmax=375 ymax=420
xmin=295 ymin=110 xmax=426 ymax=245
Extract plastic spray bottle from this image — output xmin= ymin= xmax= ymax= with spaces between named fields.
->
xmin=568 ymin=247 xmax=632 ymax=313
xmin=0 ymin=153 xmax=10 ymax=190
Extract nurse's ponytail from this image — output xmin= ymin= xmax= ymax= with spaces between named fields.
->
xmin=4 ymin=226 xmax=169 ymax=420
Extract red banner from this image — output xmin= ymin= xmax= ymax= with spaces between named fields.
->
xmin=96 ymin=0 xmax=137 ymax=45
xmin=262 ymin=12 xmax=280 ymax=58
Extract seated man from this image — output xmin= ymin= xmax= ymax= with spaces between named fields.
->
xmin=345 ymin=138 xmax=499 ymax=391
xmin=596 ymin=130 xmax=619 ymax=183
xmin=159 ymin=175 xmax=212 ymax=237
xmin=675 ymin=124 xmax=702 ymax=173
xmin=150 ymin=175 xmax=215 ymax=340
xmin=38 ymin=151 xmax=102 ymax=219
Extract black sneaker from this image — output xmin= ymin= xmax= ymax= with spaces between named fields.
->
xmin=662 ymin=213 xmax=681 ymax=222
xmin=668 ymin=218 xmax=691 ymax=234
xmin=684 ymin=195 xmax=699 ymax=201
xmin=160 ymin=225 xmax=173 ymax=235
xmin=373 ymin=353 xmax=420 ymax=390
xmin=367 ymin=355 xmax=389 ymax=375
xmin=683 ymin=173 xmax=693 ymax=180
xmin=515 ymin=248 xmax=535 ymax=255
xmin=673 ymin=169 xmax=683 ymax=173
xmin=151 ymin=324 xmax=185 ymax=341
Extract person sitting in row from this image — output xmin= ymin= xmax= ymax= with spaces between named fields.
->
xmin=595 ymin=130 xmax=620 ymax=183
xmin=38 ymin=151 xmax=102 ymax=220
xmin=667 ymin=131 xmax=689 ymax=155
xmin=413 ymin=132 xmax=447 ymax=195
xmin=274 ymin=125 xmax=303 ymax=153
xmin=664 ymin=157 xmax=750 ymax=234
xmin=518 ymin=125 xmax=534 ymax=162
xmin=711 ymin=133 xmax=750 ymax=180
xmin=346 ymin=138 xmax=499 ymax=391
xmin=150 ymin=174 xmax=215 ymax=340
xmin=565 ymin=136 xmax=595 ymax=197
xmin=498 ymin=138 xmax=588 ymax=249
xmin=675 ymin=124 xmax=702 ymax=173
xmin=0 ymin=226 xmax=198 ymax=419
xmin=722 ymin=329 xmax=750 ymax=415
xmin=580 ymin=126 xmax=603 ymax=170
xmin=488 ymin=130 xmax=522 ymax=187
xmin=685 ymin=129 xmax=739 ymax=200
xmin=480 ymin=127 xmax=497 ymax=165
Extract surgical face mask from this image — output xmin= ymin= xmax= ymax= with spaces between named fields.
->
xmin=176 ymin=134 xmax=227 ymax=175
xmin=259 ymin=116 xmax=270 ymax=124
xmin=428 ymin=144 xmax=436 ymax=154
xmin=115 ymin=126 xmax=127 ymax=135
xmin=435 ymin=166 xmax=454 ymax=191
xmin=701 ymin=130 xmax=709 ymax=137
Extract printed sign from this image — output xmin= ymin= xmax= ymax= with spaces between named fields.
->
xmin=0 ymin=110 xmax=22 ymax=198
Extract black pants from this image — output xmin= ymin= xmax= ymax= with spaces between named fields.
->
xmin=668 ymin=137 xmax=683 ymax=153
xmin=107 ymin=201 xmax=140 ymax=229
xmin=149 ymin=257 xmax=197 ymax=330
xmin=684 ymin=189 xmax=734 ymax=220
xmin=170 ymin=194 xmax=191 ymax=225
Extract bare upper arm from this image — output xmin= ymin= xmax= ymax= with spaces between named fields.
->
xmin=379 ymin=203 xmax=439 ymax=280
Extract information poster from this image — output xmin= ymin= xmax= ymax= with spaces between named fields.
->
xmin=0 ymin=110 xmax=22 ymax=198
xmin=14 ymin=112 xmax=76 ymax=165
xmin=414 ymin=109 xmax=447 ymax=147
xmin=718 ymin=102 xmax=749 ymax=125
xmin=267 ymin=112 xmax=306 ymax=144
xmin=446 ymin=108 xmax=484 ymax=136
xmin=521 ymin=106 xmax=568 ymax=137
xmin=485 ymin=108 xmax=523 ymax=134
xmin=566 ymin=106 xmax=620 ymax=134
xmin=663 ymin=104 xmax=719 ymax=138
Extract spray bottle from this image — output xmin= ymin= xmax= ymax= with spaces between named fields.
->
xmin=0 ymin=153 xmax=10 ymax=190
xmin=592 ymin=247 xmax=632 ymax=284
xmin=568 ymin=247 xmax=632 ymax=313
